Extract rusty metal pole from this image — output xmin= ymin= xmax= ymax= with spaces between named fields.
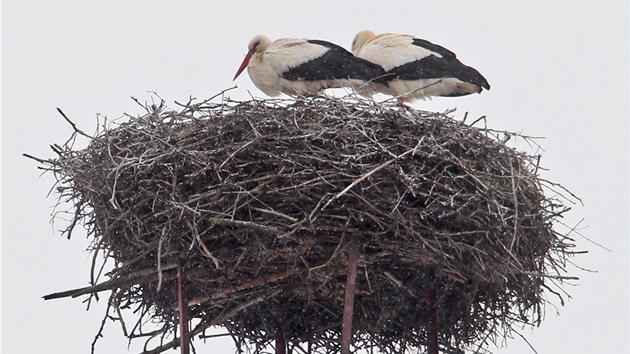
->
xmin=177 ymin=261 xmax=190 ymax=354
xmin=425 ymin=285 xmax=438 ymax=354
xmin=341 ymin=236 xmax=359 ymax=354
xmin=275 ymin=320 xmax=287 ymax=354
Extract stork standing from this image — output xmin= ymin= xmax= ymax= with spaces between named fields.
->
xmin=351 ymin=30 xmax=490 ymax=104
xmin=233 ymin=34 xmax=388 ymax=97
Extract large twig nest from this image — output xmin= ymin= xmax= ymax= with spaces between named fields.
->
xmin=34 ymin=95 xmax=578 ymax=354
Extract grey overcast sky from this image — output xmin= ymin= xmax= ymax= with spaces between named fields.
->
xmin=2 ymin=1 xmax=628 ymax=353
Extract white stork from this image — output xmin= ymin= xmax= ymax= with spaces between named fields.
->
xmin=233 ymin=34 xmax=389 ymax=97
xmin=351 ymin=30 xmax=490 ymax=104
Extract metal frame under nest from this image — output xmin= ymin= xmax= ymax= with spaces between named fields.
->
xmin=29 ymin=94 xmax=580 ymax=354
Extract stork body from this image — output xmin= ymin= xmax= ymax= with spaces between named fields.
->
xmin=351 ymin=30 xmax=490 ymax=103
xmin=234 ymin=35 xmax=388 ymax=97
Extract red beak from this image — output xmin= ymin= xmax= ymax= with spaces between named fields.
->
xmin=233 ymin=51 xmax=253 ymax=81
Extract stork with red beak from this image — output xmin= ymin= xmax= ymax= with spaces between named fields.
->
xmin=351 ymin=30 xmax=490 ymax=104
xmin=233 ymin=34 xmax=389 ymax=97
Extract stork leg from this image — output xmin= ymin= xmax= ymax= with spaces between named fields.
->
xmin=396 ymin=96 xmax=409 ymax=113
xmin=341 ymin=236 xmax=360 ymax=354
xmin=177 ymin=262 xmax=190 ymax=354
xmin=290 ymin=95 xmax=308 ymax=111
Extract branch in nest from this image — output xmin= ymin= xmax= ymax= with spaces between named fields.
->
xmin=57 ymin=107 xmax=93 ymax=140
xmin=141 ymin=292 xmax=275 ymax=354
xmin=43 ymin=263 xmax=178 ymax=300
xmin=186 ymin=269 xmax=297 ymax=307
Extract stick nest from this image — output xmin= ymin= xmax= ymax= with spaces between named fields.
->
xmin=34 ymin=95 xmax=577 ymax=354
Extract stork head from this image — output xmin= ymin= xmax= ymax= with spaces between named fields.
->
xmin=233 ymin=35 xmax=272 ymax=81
xmin=351 ymin=30 xmax=376 ymax=56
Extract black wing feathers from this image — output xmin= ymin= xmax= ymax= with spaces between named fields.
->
xmin=389 ymin=38 xmax=490 ymax=90
xmin=282 ymin=40 xmax=389 ymax=85
xmin=411 ymin=38 xmax=457 ymax=59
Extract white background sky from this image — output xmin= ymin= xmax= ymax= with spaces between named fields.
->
xmin=2 ymin=1 xmax=629 ymax=353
